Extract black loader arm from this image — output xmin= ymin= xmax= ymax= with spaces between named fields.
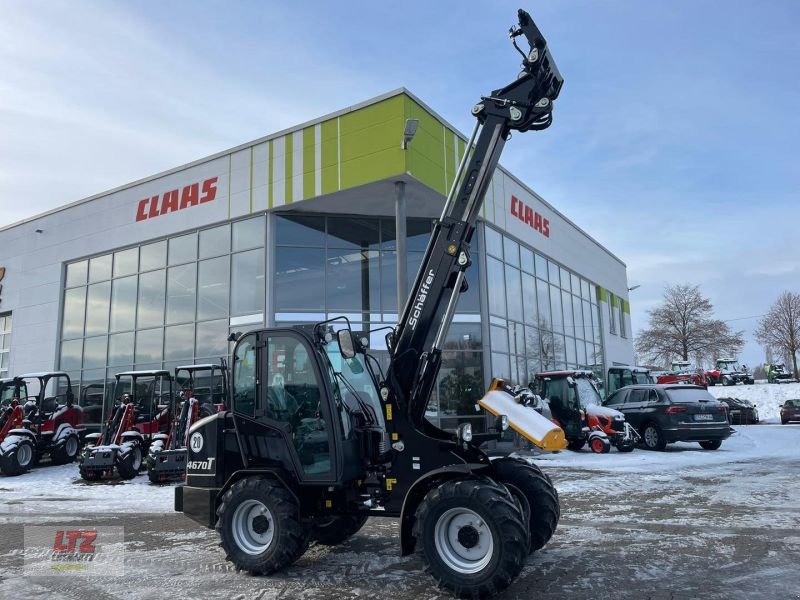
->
xmin=387 ymin=8 xmax=563 ymax=428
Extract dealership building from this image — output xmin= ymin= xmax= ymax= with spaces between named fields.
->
xmin=0 ymin=89 xmax=634 ymax=431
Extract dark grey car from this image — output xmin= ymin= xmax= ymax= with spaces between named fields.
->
xmin=603 ymin=384 xmax=731 ymax=450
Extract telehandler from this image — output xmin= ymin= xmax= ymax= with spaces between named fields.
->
xmin=176 ymin=9 xmax=564 ymax=597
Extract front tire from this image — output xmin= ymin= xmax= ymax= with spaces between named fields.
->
xmin=51 ymin=434 xmax=80 ymax=465
xmin=641 ymin=423 xmax=667 ymax=451
xmin=699 ymin=440 xmax=722 ymax=450
xmin=414 ymin=479 xmax=528 ymax=598
xmin=216 ymin=477 xmax=309 ymax=575
xmin=117 ymin=444 xmax=142 ymax=480
xmin=0 ymin=438 xmax=35 ymax=476
xmin=492 ymin=458 xmax=560 ymax=554
xmin=311 ymin=514 xmax=368 ymax=546
xmin=589 ymin=436 xmax=611 ymax=454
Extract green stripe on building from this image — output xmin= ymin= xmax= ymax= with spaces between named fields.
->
xmin=622 ymin=299 xmax=631 ymax=314
xmin=404 ymin=97 xmax=446 ymax=194
xmin=284 ymin=134 xmax=293 ymax=204
xmin=302 ymin=126 xmax=315 ymax=200
xmin=268 ymin=140 xmax=274 ymax=209
xmin=596 ymin=286 xmax=608 ymax=303
xmin=320 ymin=120 xmax=339 ymax=194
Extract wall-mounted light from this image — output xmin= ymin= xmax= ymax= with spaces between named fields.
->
xmin=35 ymin=229 xmax=43 ymax=234
xmin=627 ymin=285 xmax=641 ymax=292
xmin=401 ymin=119 xmax=419 ymax=149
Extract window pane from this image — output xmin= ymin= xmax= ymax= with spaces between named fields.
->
xmin=484 ymin=226 xmax=503 ymax=259
xmin=140 ymin=240 xmax=166 ymax=271
xmin=169 ymin=233 xmax=197 ymax=265
xmin=381 ymin=218 xmax=432 ymax=251
xmin=581 ymin=278 xmax=590 ymax=300
xmin=276 ymin=215 xmax=325 ymax=247
xmin=577 ymin=340 xmax=587 ymax=367
xmin=534 ymin=254 xmax=547 ymax=279
xmin=560 ymin=267 xmax=571 ymax=293
xmin=232 ymin=216 xmax=265 ymax=251
xmin=166 ymin=263 xmax=197 ymax=324
xmin=490 ymin=324 xmax=509 ymax=353
xmin=197 ymin=257 xmax=229 ymax=320
xmin=232 ymin=333 xmax=257 ymax=417
xmin=326 ymin=248 xmax=379 ymax=312
xmin=195 ymin=319 xmax=229 ymax=358
xmin=327 ymin=217 xmax=380 ymax=250
xmin=135 ymin=328 xmax=163 ymax=364
xmin=85 ymin=281 xmax=111 ymax=336
xmin=582 ymin=300 xmax=593 ymax=342
xmin=565 ymin=336 xmax=577 ymax=366
xmin=60 ymin=339 xmax=82 ymax=371
xmin=503 ymin=237 xmax=519 ymax=267
xmin=571 ymin=273 xmax=581 ymax=296
xmin=199 ymin=224 xmax=230 ymax=258
xmin=505 ymin=265 xmax=523 ymax=322
xmin=108 ymin=332 xmax=134 ymax=366
xmin=275 ymin=247 xmax=325 ymax=311
xmin=520 ymin=247 xmax=534 ymax=274
xmin=553 ymin=333 xmax=567 ymax=368
xmin=380 ymin=250 xmax=424 ymax=313
xmin=83 ymin=335 xmax=107 ymax=369
xmin=487 ymin=257 xmax=506 ymax=317
xmin=137 ymin=269 xmax=166 ymax=329
xmin=114 ymin=248 xmax=138 ymax=277
xmin=88 ymin=254 xmax=112 ymax=283
xmin=561 ymin=290 xmax=574 ymax=337
xmin=491 ymin=352 xmax=511 ymax=379
xmin=62 ymin=287 xmax=86 ymax=338
xmin=550 ymin=284 xmax=563 ymax=333
xmin=536 ymin=279 xmax=551 ymax=330
xmin=522 ymin=273 xmax=537 ymax=324
xmin=164 ymin=323 xmax=194 ymax=361
xmin=66 ymin=261 xmax=87 ymax=288
xmin=231 ymin=249 xmax=265 ymax=316
xmin=573 ymin=295 xmax=584 ymax=340
xmin=110 ymin=275 xmax=137 ymax=332
xmin=548 ymin=261 xmax=560 ymax=286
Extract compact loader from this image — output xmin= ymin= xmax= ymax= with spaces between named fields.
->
xmin=176 ymin=9 xmax=564 ymax=597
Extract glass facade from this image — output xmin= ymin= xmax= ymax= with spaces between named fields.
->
xmin=0 ymin=312 xmax=11 ymax=378
xmin=57 ymin=211 xmax=604 ymax=434
xmin=484 ymin=224 xmax=603 ymax=384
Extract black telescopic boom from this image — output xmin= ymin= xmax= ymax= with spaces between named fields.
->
xmin=387 ymin=9 xmax=563 ymax=427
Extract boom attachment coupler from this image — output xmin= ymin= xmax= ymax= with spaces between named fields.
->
xmin=389 ymin=8 xmax=563 ymax=427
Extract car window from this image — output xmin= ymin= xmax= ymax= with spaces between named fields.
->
xmin=665 ymin=388 xmax=715 ymax=403
xmin=648 ymin=390 xmax=660 ymax=403
xmin=627 ymin=389 xmax=648 ymax=404
xmin=605 ymin=389 xmax=626 ymax=406
xmin=785 ymin=399 xmax=800 ymax=407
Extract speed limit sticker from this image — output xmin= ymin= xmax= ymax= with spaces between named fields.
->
xmin=189 ymin=432 xmax=204 ymax=453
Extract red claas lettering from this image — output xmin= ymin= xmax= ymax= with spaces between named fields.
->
xmin=510 ymin=194 xmax=550 ymax=239
xmin=135 ymin=177 xmax=218 ymax=222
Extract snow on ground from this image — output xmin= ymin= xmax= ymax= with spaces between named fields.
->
xmin=0 ymin=463 xmax=174 ymax=518
xmin=706 ymin=381 xmax=800 ymax=422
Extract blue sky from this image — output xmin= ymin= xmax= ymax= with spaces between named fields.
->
xmin=1 ymin=1 xmax=798 ymax=367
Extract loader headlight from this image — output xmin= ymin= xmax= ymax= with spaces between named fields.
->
xmin=496 ymin=414 xmax=509 ymax=432
xmin=457 ymin=423 xmax=473 ymax=444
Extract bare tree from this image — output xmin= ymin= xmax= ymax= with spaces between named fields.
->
xmin=754 ymin=292 xmax=800 ymax=378
xmin=635 ymin=284 xmax=744 ymax=367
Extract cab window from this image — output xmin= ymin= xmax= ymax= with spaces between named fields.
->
xmin=232 ymin=334 xmax=257 ymax=418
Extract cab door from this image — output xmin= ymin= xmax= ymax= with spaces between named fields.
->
xmin=231 ymin=330 xmax=337 ymax=483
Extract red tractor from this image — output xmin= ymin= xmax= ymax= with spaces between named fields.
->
xmin=656 ymin=360 xmax=708 ymax=388
xmin=147 ymin=363 xmax=228 ymax=483
xmin=79 ymin=370 xmax=173 ymax=481
xmin=0 ymin=372 xmax=84 ymax=475
xmin=0 ymin=377 xmax=30 ymax=475
xmin=532 ymin=370 xmax=638 ymax=453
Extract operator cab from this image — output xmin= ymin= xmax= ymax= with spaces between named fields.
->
xmin=18 ymin=372 xmax=75 ymax=421
xmin=111 ymin=370 xmax=174 ymax=432
xmin=532 ymin=370 xmax=602 ymax=439
xmin=175 ymin=363 xmax=229 ymax=417
xmin=606 ymin=365 xmax=654 ymax=397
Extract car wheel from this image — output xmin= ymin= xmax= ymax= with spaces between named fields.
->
xmin=699 ymin=440 xmax=722 ymax=450
xmin=641 ymin=423 xmax=666 ymax=451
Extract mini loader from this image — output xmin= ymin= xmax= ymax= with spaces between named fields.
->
xmin=147 ymin=363 xmax=229 ymax=483
xmin=0 ymin=377 xmax=31 ymax=475
xmin=79 ymin=370 xmax=173 ymax=481
xmin=176 ymin=9 xmax=564 ymax=598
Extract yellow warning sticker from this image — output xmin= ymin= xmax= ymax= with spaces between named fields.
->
xmin=391 ymin=433 xmax=399 ymax=441
xmin=385 ymin=404 xmax=393 ymax=421
xmin=385 ymin=478 xmax=398 ymax=491
xmin=325 ymin=499 xmax=332 ymax=508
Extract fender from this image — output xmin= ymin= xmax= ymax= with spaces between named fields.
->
xmin=84 ymin=432 xmax=102 ymax=446
xmin=398 ymin=463 xmax=489 ymax=556
xmin=53 ymin=423 xmax=79 ymax=445
xmin=120 ymin=431 xmax=145 ymax=444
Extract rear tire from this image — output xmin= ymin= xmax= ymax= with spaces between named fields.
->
xmin=117 ymin=445 xmax=142 ymax=480
xmin=566 ymin=438 xmax=585 ymax=451
xmin=414 ymin=479 xmax=528 ymax=598
xmin=0 ymin=438 xmax=35 ymax=476
xmin=641 ymin=423 xmax=666 ymax=451
xmin=311 ymin=514 xmax=368 ymax=546
xmin=699 ymin=440 xmax=722 ymax=450
xmin=589 ymin=436 xmax=611 ymax=454
xmin=216 ymin=477 xmax=309 ymax=575
xmin=51 ymin=434 xmax=80 ymax=465
xmin=492 ymin=458 xmax=560 ymax=554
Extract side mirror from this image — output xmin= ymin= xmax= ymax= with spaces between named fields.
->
xmin=337 ymin=329 xmax=356 ymax=359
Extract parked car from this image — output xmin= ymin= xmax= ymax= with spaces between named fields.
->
xmin=603 ymin=384 xmax=731 ymax=451
xmin=780 ymin=399 xmax=800 ymax=424
xmin=718 ymin=397 xmax=759 ymax=425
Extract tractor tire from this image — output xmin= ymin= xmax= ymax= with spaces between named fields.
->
xmin=0 ymin=438 xmax=35 ymax=476
xmin=699 ymin=440 xmax=722 ymax=450
xmin=311 ymin=514 xmax=368 ymax=546
xmin=117 ymin=445 xmax=142 ymax=480
xmin=51 ymin=434 xmax=80 ymax=465
xmin=566 ymin=438 xmax=586 ymax=451
xmin=641 ymin=423 xmax=667 ymax=451
xmin=491 ymin=458 xmax=560 ymax=554
xmin=216 ymin=477 xmax=309 ymax=575
xmin=413 ymin=479 xmax=528 ymax=598
xmin=589 ymin=436 xmax=611 ymax=454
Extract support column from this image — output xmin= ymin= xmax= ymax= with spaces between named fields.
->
xmin=395 ymin=181 xmax=407 ymax=313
